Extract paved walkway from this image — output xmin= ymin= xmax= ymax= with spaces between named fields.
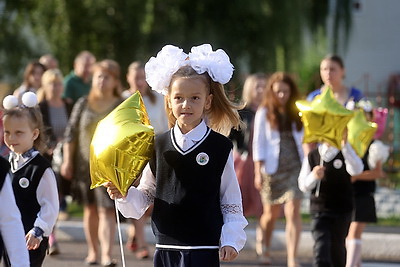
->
xmin=43 ymin=239 xmax=400 ymax=267
xmin=55 ymin=218 xmax=400 ymax=263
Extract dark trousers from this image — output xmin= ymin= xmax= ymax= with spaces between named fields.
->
xmin=154 ymin=248 xmax=219 ymax=267
xmin=3 ymin=237 xmax=48 ymax=267
xmin=311 ymin=212 xmax=352 ymax=267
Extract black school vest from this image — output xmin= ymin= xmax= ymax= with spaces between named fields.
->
xmin=11 ymin=154 xmax=51 ymax=233
xmin=308 ymin=149 xmax=354 ymax=214
xmin=353 ymin=141 xmax=376 ymax=196
xmin=149 ymin=128 xmax=232 ymax=247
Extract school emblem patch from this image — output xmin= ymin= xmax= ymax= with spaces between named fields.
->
xmin=19 ymin=177 xmax=29 ymax=188
xmin=333 ymin=159 xmax=343 ymax=169
xmin=196 ymin=152 xmax=209 ymax=166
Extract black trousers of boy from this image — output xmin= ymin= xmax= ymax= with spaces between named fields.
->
xmin=154 ymin=248 xmax=220 ymax=267
xmin=3 ymin=237 xmax=48 ymax=267
xmin=311 ymin=211 xmax=352 ymax=267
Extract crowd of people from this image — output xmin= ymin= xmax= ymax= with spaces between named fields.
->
xmin=0 ymin=46 xmax=389 ymax=267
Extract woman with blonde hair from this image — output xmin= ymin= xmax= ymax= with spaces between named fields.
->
xmin=38 ymin=68 xmax=73 ymax=255
xmin=230 ymin=72 xmax=266 ymax=227
xmin=122 ymin=61 xmax=168 ymax=259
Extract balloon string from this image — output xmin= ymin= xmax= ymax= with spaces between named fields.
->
xmin=115 ymin=199 xmax=126 ymax=267
xmin=315 ymin=156 xmax=323 ymax=198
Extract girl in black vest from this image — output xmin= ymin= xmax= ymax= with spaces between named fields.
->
xmin=346 ymin=102 xmax=389 ymax=267
xmin=2 ymin=92 xmax=59 ymax=267
xmin=106 ymin=44 xmax=248 ymax=267
xmin=298 ymin=134 xmax=363 ymax=267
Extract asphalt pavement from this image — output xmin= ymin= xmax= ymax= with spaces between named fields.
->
xmin=42 ymin=240 xmax=400 ymax=267
xmin=41 ymin=218 xmax=400 ymax=267
xmin=42 ymin=240 xmax=302 ymax=267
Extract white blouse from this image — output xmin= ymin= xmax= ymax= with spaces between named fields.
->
xmin=116 ymin=120 xmax=248 ymax=252
xmin=0 ymin=175 xmax=30 ymax=267
xmin=122 ymin=91 xmax=168 ymax=135
xmin=252 ymin=107 xmax=304 ymax=174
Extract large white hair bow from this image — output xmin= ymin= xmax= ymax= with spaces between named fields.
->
xmin=145 ymin=44 xmax=234 ymax=95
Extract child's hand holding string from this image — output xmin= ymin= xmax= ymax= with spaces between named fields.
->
xmin=220 ymin=246 xmax=238 ymax=261
xmin=104 ymin=181 xmax=125 ymax=200
xmin=312 ymin=165 xmax=325 ymax=180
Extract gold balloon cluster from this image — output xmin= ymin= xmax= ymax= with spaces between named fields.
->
xmin=296 ymin=88 xmax=377 ymax=157
xmin=347 ymin=110 xmax=377 ymax=157
xmin=296 ymin=88 xmax=353 ymax=149
xmin=90 ymin=92 xmax=155 ymax=196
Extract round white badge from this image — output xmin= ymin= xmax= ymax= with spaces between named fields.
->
xmin=333 ymin=159 xmax=343 ymax=169
xmin=196 ymin=152 xmax=209 ymax=166
xmin=19 ymin=177 xmax=30 ymax=188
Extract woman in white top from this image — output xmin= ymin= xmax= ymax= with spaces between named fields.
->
xmin=252 ymin=72 xmax=304 ymax=267
xmin=123 ymin=61 xmax=168 ymax=134
xmin=13 ymin=61 xmax=46 ymax=101
xmin=122 ymin=61 xmax=169 ymax=259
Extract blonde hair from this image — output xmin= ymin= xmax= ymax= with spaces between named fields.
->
xmin=165 ymin=65 xmax=242 ymax=136
xmin=2 ymin=107 xmax=47 ymax=153
xmin=42 ymin=68 xmax=63 ymax=85
xmin=242 ymin=73 xmax=267 ymax=107
xmin=37 ymin=68 xmax=64 ymax=102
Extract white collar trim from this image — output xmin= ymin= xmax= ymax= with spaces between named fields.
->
xmin=9 ymin=151 xmax=39 ymax=173
xmin=171 ymin=121 xmax=210 ymax=155
xmin=318 ymin=143 xmax=340 ymax=162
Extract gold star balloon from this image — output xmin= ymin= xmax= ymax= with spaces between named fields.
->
xmin=347 ymin=109 xmax=377 ymax=157
xmin=90 ymin=92 xmax=155 ymax=196
xmin=296 ymin=87 xmax=354 ymax=149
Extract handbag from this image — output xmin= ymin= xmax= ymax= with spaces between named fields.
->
xmin=51 ymin=141 xmax=63 ymax=174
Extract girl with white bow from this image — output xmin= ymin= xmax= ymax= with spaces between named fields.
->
xmin=106 ymin=44 xmax=248 ymax=267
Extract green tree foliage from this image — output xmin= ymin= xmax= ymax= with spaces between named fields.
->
xmin=0 ymin=0 xmax=352 ymax=90
xmin=0 ymin=0 xmax=47 ymax=84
